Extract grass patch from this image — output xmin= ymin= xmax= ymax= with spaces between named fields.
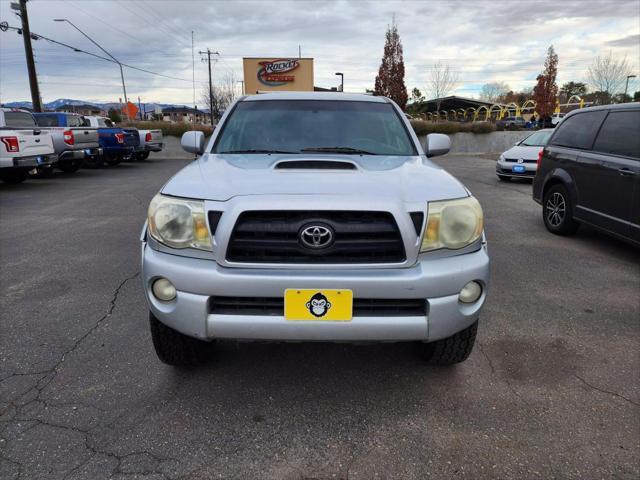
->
xmin=122 ymin=121 xmax=214 ymax=137
xmin=410 ymin=120 xmax=496 ymax=136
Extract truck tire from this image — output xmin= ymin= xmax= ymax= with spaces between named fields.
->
xmin=149 ymin=312 xmax=214 ymax=367
xmin=542 ymin=183 xmax=580 ymax=235
xmin=0 ymin=169 xmax=29 ymax=184
xmin=136 ymin=151 xmax=150 ymax=161
xmin=58 ymin=160 xmax=82 ymax=173
xmin=420 ymin=321 xmax=478 ymax=366
xmin=105 ymin=155 xmax=121 ymax=166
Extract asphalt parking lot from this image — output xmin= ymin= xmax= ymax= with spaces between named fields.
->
xmin=1 ymin=155 xmax=638 ymax=480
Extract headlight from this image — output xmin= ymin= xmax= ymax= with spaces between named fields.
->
xmin=147 ymin=194 xmax=211 ymax=250
xmin=420 ymin=196 xmax=483 ymax=252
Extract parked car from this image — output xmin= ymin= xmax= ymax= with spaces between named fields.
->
xmin=83 ymin=116 xmax=139 ymax=166
xmin=33 ymin=112 xmax=101 ymax=173
xmin=0 ymin=108 xmax=56 ymax=183
xmin=496 ymin=116 xmax=526 ymax=129
xmin=533 ymin=103 xmax=640 ymax=245
xmin=135 ymin=128 xmax=163 ymax=160
xmin=496 ymin=128 xmax=554 ymax=181
xmin=142 ymin=92 xmax=489 ymax=367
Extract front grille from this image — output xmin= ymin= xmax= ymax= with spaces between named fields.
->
xmin=226 ymin=211 xmax=406 ymax=264
xmin=209 ymin=296 xmax=427 ymax=317
xmin=505 ymin=158 xmax=537 ymax=163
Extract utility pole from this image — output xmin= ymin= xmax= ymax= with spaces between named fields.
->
xmin=199 ymin=48 xmax=218 ymax=126
xmin=54 ymin=19 xmax=129 ymax=119
xmin=15 ymin=0 xmax=42 ymax=111
xmin=138 ymin=96 xmax=142 ymax=120
xmin=624 ymin=75 xmax=636 ymax=102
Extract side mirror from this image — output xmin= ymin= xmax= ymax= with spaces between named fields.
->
xmin=181 ymin=131 xmax=205 ymax=155
xmin=425 ymin=133 xmax=451 ymax=157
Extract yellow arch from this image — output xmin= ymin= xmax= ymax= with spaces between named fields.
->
xmin=489 ymin=104 xmax=503 ymax=120
xmin=505 ymin=102 xmax=520 ymax=117
xmin=521 ymin=99 xmax=536 ymax=111
xmin=474 ymin=105 xmax=490 ymax=122
xmin=465 ymin=107 xmax=476 ymax=121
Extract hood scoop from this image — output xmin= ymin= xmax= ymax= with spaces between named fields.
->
xmin=274 ymin=159 xmax=358 ymax=170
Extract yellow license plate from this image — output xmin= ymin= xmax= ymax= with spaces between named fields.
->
xmin=284 ymin=289 xmax=353 ymax=321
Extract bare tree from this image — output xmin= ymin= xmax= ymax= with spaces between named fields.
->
xmin=587 ymin=51 xmax=633 ymax=95
xmin=425 ymin=61 xmax=459 ymax=110
xmin=479 ymin=81 xmax=510 ymax=103
xmin=202 ymin=72 xmax=240 ymax=120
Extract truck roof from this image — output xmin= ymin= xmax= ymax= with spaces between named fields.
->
xmin=242 ymin=92 xmax=387 ymax=103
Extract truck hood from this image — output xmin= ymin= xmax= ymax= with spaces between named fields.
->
xmin=161 ymin=154 xmax=469 ymax=203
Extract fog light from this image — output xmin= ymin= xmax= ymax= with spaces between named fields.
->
xmin=152 ymin=278 xmax=176 ymax=302
xmin=459 ymin=281 xmax=482 ymax=304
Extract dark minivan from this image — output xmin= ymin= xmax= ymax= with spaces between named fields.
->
xmin=533 ymin=103 xmax=640 ymax=245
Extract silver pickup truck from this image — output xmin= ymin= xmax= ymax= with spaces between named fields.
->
xmin=142 ymin=92 xmax=490 ymax=368
xmin=33 ymin=112 xmax=101 ymax=173
xmin=0 ymin=108 xmax=56 ymax=183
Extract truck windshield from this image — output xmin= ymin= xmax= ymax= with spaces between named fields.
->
xmin=4 ymin=111 xmax=37 ymax=127
xmin=214 ymin=100 xmax=417 ymax=156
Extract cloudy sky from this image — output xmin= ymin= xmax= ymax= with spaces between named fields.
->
xmin=1 ymin=0 xmax=639 ymax=105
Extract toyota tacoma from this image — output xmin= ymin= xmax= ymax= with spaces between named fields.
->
xmin=141 ymin=93 xmax=489 ymax=367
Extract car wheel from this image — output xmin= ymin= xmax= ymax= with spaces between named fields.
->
xmin=542 ymin=183 xmax=580 ymax=235
xmin=136 ymin=151 xmax=150 ymax=161
xmin=497 ymin=175 xmax=511 ymax=182
xmin=0 ymin=169 xmax=29 ymax=184
xmin=149 ymin=312 xmax=214 ymax=367
xmin=58 ymin=160 xmax=82 ymax=173
xmin=420 ymin=321 xmax=478 ymax=366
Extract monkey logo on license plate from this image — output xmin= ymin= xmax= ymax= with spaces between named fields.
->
xmin=284 ymin=289 xmax=353 ymax=321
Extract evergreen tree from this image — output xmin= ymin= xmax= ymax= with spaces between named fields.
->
xmin=374 ymin=20 xmax=408 ymax=110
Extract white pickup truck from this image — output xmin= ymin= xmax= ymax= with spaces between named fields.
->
xmin=135 ymin=128 xmax=163 ymax=160
xmin=0 ymin=108 xmax=56 ymax=184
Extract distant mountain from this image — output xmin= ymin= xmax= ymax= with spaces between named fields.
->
xmin=1 ymin=98 xmax=188 ymax=112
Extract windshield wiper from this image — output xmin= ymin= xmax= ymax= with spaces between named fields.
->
xmin=218 ymin=149 xmax=299 ymax=154
xmin=300 ymin=146 xmax=375 ymax=155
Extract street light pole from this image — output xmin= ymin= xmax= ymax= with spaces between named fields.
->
xmin=53 ymin=18 xmax=129 ymax=117
xmin=624 ymin=75 xmax=636 ymax=102
xmin=335 ymin=72 xmax=344 ymax=92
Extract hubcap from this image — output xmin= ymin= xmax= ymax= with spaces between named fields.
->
xmin=545 ymin=192 xmax=566 ymax=227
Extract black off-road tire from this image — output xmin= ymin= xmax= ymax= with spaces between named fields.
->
xmin=149 ymin=312 xmax=214 ymax=367
xmin=421 ymin=321 xmax=478 ymax=366
xmin=105 ymin=155 xmax=121 ymax=166
xmin=0 ymin=169 xmax=29 ymax=184
xmin=497 ymin=175 xmax=511 ymax=182
xmin=58 ymin=160 xmax=82 ymax=173
xmin=542 ymin=183 xmax=580 ymax=235
xmin=136 ymin=151 xmax=150 ymax=161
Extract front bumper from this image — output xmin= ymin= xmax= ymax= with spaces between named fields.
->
xmin=141 ymin=242 xmax=490 ymax=343
xmin=496 ymin=160 xmax=537 ymax=178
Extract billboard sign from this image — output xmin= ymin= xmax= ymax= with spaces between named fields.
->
xmin=243 ymin=58 xmax=313 ymax=94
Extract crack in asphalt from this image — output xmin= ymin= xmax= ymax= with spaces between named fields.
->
xmin=477 ymin=341 xmax=532 ymax=408
xmin=0 ymin=271 xmax=147 ymax=479
xmin=574 ymin=374 xmax=640 ymax=408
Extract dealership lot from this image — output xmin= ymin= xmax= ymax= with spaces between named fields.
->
xmin=0 ymin=156 xmax=638 ymax=479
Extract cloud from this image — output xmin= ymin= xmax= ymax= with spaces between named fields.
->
xmin=0 ymin=0 xmax=638 ymax=103
xmin=606 ymin=34 xmax=640 ymax=47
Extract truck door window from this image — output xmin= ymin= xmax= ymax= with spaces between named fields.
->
xmin=34 ymin=114 xmax=59 ymax=127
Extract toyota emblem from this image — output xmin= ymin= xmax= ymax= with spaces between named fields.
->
xmin=299 ymin=224 xmax=334 ymax=249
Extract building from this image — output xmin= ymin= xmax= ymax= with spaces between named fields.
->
xmin=55 ymin=103 xmax=104 ymax=116
xmin=161 ymin=106 xmax=210 ymax=125
xmin=411 ymin=96 xmax=494 ymax=115
xmin=243 ymin=58 xmax=314 ymax=95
